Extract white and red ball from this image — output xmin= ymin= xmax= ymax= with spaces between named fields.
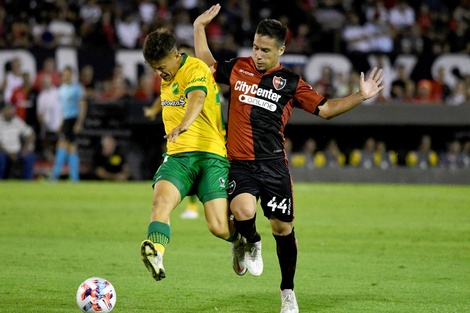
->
xmin=76 ymin=277 xmax=116 ymax=312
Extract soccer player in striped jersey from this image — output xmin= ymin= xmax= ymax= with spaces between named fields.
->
xmin=194 ymin=4 xmax=385 ymax=312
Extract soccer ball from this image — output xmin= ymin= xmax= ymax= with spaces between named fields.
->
xmin=76 ymin=277 xmax=116 ymax=312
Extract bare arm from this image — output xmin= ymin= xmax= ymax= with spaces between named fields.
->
xmin=143 ymin=96 xmax=162 ymax=121
xmin=193 ymin=4 xmax=222 ymax=72
xmin=74 ymin=98 xmax=87 ymax=133
xmin=164 ymin=89 xmax=206 ymax=142
xmin=318 ymin=67 xmax=385 ymax=120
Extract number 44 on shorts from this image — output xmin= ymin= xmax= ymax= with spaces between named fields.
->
xmin=267 ymin=197 xmax=292 ymax=215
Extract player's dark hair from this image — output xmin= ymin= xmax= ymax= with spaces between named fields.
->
xmin=143 ymin=28 xmax=177 ymax=63
xmin=256 ymin=19 xmax=287 ymax=48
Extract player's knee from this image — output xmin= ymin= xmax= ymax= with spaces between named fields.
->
xmin=207 ymin=221 xmax=229 ymax=239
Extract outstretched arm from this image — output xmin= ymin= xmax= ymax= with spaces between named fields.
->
xmin=193 ymin=4 xmax=221 ymax=71
xmin=317 ymin=67 xmax=385 ymax=120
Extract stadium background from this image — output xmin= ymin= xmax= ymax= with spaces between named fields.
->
xmin=1 ymin=0 xmax=469 ymax=183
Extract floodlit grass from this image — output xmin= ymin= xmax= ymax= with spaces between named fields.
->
xmin=0 ymin=181 xmax=469 ymax=313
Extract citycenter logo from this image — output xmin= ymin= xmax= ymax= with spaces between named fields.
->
xmin=234 ymin=81 xmax=281 ymax=112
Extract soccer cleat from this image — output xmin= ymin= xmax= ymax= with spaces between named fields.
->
xmin=245 ymin=241 xmax=263 ymax=276
xmin=280 ymin=289 xmax=299 ymax=313
xmin=231 ymin=237 xmax=247 ymax=275
xmin=140 ymin=240 xmax=166 ymax=281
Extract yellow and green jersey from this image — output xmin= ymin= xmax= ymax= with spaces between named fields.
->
xmin=160 ymin=54 xmax=226 ymax=157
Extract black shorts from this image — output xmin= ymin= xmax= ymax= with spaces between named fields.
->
xmin=228 ymin=159 xmax=294 ymax=222
xmin=60 ymin=118 xmax=77 ymax=143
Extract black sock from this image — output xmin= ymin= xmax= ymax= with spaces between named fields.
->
xmin=234 ymin=215 xmax=261 ymax=243
xmin=274 ymin=228 xmax=297 ymax=290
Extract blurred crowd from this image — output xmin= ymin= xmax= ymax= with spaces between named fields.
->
xmin=1 ymin=0 xmax=470 ymax=104
xmin=287 ymin=135 xmax=470 ymax=170
xmin=1 ymin=0 xmax=470 ymax=180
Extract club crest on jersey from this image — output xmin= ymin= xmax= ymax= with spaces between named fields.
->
xmin=273 ymin=76 xmax=286 ymax=90
xmin=228 ymin=180 xmax=236 ymax=195
xmin=172 ymin=82 xmax=179 ymax=95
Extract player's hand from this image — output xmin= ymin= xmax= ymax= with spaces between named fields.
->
xmin=194 ymin=3 xmax=221 ymax=28
xmin=143 ymin=106 xmax=157 ymax=121
xmin=359 ymin=67 xmax=386 ymax=100
xmin=164 ymin=125 xmax=188 ymax=143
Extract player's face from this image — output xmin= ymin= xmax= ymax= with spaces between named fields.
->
xmin=148 ymin=51 xmax=182 ymax=82
xmin=252 ymin=34 xmax=285 ymax=72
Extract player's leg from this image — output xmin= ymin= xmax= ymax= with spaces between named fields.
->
xmin=67 ymin=142 xmax=80 ymax=182
xmin=51 ymin=119 xmax=74 ymax=181
xmin=141 ymin=155 xmax=191 ymax=281
xmin=20 ymin=150 xmax=35 ymax=180
xmin=50 ymin=139 xmax=68 ymax=180
xmin=270 ymin=219 xmax=298 ymax=313
xmin=261 ymin=159 xmax=298 ymax=313
xmin=141 ymin=180 xmax=181 ymax=281
xmin=232 ymin=193 xmax=263 ymax=276
xmin=197 ymin=155 xmax=232 ymax=239
xmin=0 ymin=152 xmax=9 ymax=179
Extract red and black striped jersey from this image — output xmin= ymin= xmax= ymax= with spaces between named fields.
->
xmin=215 ymin=56 xmax=326 ymax=161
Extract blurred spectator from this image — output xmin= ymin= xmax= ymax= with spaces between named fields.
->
xmin=36 ymin=74 xmax=61 ymax=162
xmin=134 ymin=73 xmax=155 ymax=102
xmin=460 ymin=140 xmax=470 ymax=168
xmin=48 ymin=8 xmax=77 ymax=46
xmin=439 ymin=139 xmax=466 ymax=169
xmin=291 ymin=138 xmax=318 ymax=169
xmin=342 ymin=11 xmax=371 ymax=54
xmin=286 ymin=23 xmax=315 ymax=55
xmin=32 ymin=58 xmax=61 ymax=92
xmin=349 ymin=137 xmax=376 ymax=168
xmin=313 ymin=65 xmax=336 ymax=98
xmin=0 ymin=100 xmax=36 ymax=180
xmin=139 ymin=0 xmax=157 ymax=25
xmin=389 ymin=0 xmax=416 ymax=31
xmin=430 ymin=66 xmax=451 ymax=102
xmin=116 ymin=11 xmax=141 ymax=49
xmin=98 ymin=76 xmax=129 ymax=102
xmin=413 ymin=79 xmax=441 ymax=104
xmin=375 ymin=140 xmax=398 ymax=169
xmin=7 ymin=11 xmax=32 ymax=48
xmin=93 ymin=134 xmax=131 ymax=181
xmin=445 ymin=79 xmax=467 ymax=105
xmin=406 ymin=135 xmax=439 ymax=169
xmin=79 ymin=0 xmax=102 ymax=25
xmin=363 ymin=6 xmax=394 ymax=54
xmin=174 ymin=10 xmax=194 ymax=47
xmin=97 ymin=9 xmax=117 ymax=49
xmin=10 ymin=72 xmax=35 ymax=123
xmin=2 ymin=58 xmax=24 ymax=104
xmin=315 ymin=139 xmax=346 ymax=168
xmin=0 ymin=6 xmax=7 ymax=47
xmin=79 ymin=65 xmax=98 ymax=101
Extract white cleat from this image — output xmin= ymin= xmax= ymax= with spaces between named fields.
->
xmin=280 ymin=289 xmax=299 ymax=313
xmin=231 ymin=237 xmax=247 ymax=275
xmin=245 ymin=241 xmax=263 ymax=276
xmin=140 ymin=240 xmax=166 ymax=281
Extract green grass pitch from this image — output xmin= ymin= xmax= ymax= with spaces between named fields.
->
xmin=0 ymin=181 xmax=469 ymax=313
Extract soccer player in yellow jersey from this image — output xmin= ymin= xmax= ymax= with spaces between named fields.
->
xmin=140 ymin=28 xmax=239 ymax=281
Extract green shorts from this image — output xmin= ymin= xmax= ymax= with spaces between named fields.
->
xmin=152 ymin=152 xmax=229 ymax=203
